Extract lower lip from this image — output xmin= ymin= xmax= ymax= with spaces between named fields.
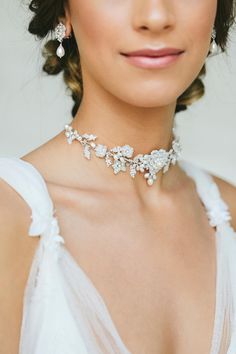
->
xmin=121 ymin=52 xmax=184 ymax=69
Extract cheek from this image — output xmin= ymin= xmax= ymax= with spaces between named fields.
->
xmin=172 ymin=0 xmax=217 ymax=92
xmin=69 ymin=1 xmax=119 ymax=59
xmin=69 ymin=1 xmax=125 ymax=93
xmin=182 ymin=0 xmax=217 ymax=58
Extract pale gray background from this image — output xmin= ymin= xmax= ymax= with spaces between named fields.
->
xmin=1 ymin=0 xmax=236 ymax=184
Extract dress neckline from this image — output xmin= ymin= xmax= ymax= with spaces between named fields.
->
xmin=17 ymin=156 xmax=223 ymax=354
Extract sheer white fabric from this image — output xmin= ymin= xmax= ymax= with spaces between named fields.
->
xmin=0 ymin=156 xmax=236 ymax=354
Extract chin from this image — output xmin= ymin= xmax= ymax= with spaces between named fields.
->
xmin=111 ymin=85 xmax=181 ymax=108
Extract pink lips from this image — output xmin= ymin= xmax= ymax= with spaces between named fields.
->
xmin=120 ymin=47 xmax=185 ymax=69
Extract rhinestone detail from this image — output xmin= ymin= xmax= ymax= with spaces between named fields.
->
xmin=55 ymin=22 xmax=66 ymax=43
xmin=64 ymin=124 xmax=182 ymax=186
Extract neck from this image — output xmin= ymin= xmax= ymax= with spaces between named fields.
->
xmin=64 ymin=88 xmax=180 ymax=197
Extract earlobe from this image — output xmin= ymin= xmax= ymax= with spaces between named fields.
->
xmin=65 ymin=22 xmax=73 ymax=39
xmin=60 ymin=6 xmax=73 ymax=38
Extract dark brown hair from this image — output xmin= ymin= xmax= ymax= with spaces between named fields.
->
xmin=28 ymin=0 xmax=236 ymax=117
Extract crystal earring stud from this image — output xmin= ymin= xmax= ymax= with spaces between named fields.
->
xmin=55 ymin=22 xmax=66 ymax=58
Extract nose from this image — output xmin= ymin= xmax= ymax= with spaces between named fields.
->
xmin=132 ymin=0 xmax=176 ymax=34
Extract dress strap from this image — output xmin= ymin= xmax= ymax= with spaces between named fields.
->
xmin=179 ymin=159 xmax=232 ymax=228
xmin=0 ymin=157 xmax=58 ymax=237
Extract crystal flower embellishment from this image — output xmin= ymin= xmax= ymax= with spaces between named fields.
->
xmin=64 ymin=124 xmax=182 ymax=186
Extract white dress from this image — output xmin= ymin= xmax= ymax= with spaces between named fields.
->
xmin=0 ymin=156 xmax=236 ymax=354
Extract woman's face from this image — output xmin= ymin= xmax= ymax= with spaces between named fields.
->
xmin=65 ymin=0 xmax=217 ymax=108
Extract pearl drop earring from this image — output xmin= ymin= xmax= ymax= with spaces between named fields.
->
xmin=209 ymin=28 xmax=218 ymax=56
xmin=55 ymin=22 xmax=66 ymax=58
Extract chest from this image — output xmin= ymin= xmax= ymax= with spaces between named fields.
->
xmin=52 ymin=191 xmax=218 ymax=354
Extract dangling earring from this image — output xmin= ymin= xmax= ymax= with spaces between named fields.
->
xmin=209 ymin=28 xmax=218 ymax=56
xmin=55 ymin=22 xmax=66 ymax=58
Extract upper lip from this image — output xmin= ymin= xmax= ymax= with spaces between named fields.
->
xmin=121 ymin=47 xmax=184 ymax=57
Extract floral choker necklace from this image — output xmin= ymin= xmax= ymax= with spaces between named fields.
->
xmin=64 ymin=123 xmax=182 ymax=186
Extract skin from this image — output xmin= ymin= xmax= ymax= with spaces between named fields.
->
xmin=56 ymin=0 xmax=218 ymax=197
xmin=1 ymin=0 xmax=236 ymax=353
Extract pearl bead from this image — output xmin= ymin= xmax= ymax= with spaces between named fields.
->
xmin=147 ymin=179 xmax=154 ymax=186
xmin=56 ymin=44 xmax=65 ymax=58
xmin=210 ymin=41 xmax=218 ymax=55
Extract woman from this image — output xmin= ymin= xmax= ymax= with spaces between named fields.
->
xmin=0 ymin=0 xmax=236 ymax=353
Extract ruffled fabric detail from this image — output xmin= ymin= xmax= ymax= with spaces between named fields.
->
xmin=29 ymin=209 xmax=55 ymax=236
xmin=205 ymin=183 xmax=232 ymax=228
xmin=40 ymin=217 xmax=65 ymax=260
xmin=179 ymin=160 xmax=232 ymax=229
xmin=29 ymin=209 xmax=65 ymax=263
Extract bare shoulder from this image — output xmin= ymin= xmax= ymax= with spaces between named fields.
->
xmin=210 ymin=173 xmax=236 ymax=230
xmin=0 ymin=178 xmax=39 ymax=352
